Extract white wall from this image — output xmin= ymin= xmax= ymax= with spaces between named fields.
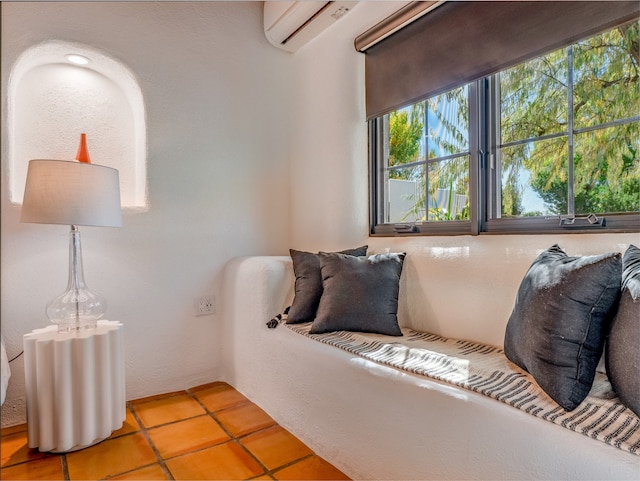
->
xmin=1 ymin=1 xmax=292 ymax=426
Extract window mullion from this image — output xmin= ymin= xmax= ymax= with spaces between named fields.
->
xmin=468 ymin=80 xmax=480 ymax=235
xmin=424 ymin=104 xmax=430 ymax=222
xmin=567 ymin=45 xmax=575 ymax=216
xmin=381 ymin=117 xmax=390 ymax=224
xmin=489 ymin=75 xmax=501 ymax=221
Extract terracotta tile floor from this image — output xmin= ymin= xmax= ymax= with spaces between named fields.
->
xmin=0 ymin=382 xmax=350 ymax=481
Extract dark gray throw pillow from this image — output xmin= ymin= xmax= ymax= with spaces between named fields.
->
xmin=606 ymin=244 xmax=640 ymax=417
xmin=309 ymin=252 xmax=405 ymax=336
xmin=287 ymin=246 xmax=368 ymax=324
xmin=504 ymin=244 xmax=621 ymax=411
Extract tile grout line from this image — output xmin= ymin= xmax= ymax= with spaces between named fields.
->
xmin=0 ymin=453 xmax=48 ymax=471
xmin=118 ymin=388 xmax=266 ymax=477
xmin=122 ymin=388 xmax=271 ymax=478
xmin=267 ymin=453 xmax=318 ymax=479
xmin=0 ymin=430 xmax=68 ymax=476
xmin=61 ymin=453 xmax=70 ymax=480
xmin=186 ymin=389 xmax=324 ymax=480
xmin=124 ymin=401 xmax=176 ymax=481
xmin=187 ymin=388 xmax=274 ymax=478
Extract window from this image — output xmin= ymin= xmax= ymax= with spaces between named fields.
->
xmin=374 ymin=85 xmax=472 ymax=226
xmin=370 ymin=20 xmax=639 ymax=235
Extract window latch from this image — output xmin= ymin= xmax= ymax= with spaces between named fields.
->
xmin=559 ymin=215 xmax=575 ymax=225
xmin=393 ymin=223 xmax=418 ymax=233
xmin=559 ymin=214 xmax=605 ymax=228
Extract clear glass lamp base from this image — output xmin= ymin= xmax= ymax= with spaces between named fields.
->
xmin=47 ymin=226 xmax=107 ymax=333
xmin=46 ymin=288 xmax=106 ymax=333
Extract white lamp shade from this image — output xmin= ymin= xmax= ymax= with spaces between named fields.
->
xmin=21 ymin=159 xmax=122 ymax=227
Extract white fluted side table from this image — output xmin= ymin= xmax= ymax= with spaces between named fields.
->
xmin=24 ymin=320 xmax=125 ymax=452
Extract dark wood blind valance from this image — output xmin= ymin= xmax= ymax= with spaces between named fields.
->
xmin=362 ymin=1 xmax=640 ymax=119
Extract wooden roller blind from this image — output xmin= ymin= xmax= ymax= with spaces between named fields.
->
xmin=361 ymin=1 xmax=640 ymax=119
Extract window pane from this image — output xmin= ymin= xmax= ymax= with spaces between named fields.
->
xmin=388 ymin=103 xmax=426 ymax=169
xmin=383 ymin=86 xmax=471 ymax=225
xmin=500 ymin=50 xmax=567 ymax=144
xmin=499 ymin=138 xmax=567 ymax=217
xmin=428 ymin=156 xmax=470 ymax=221
xmin=387 ymin=165 xmax=426 ymax=223
xmin=427 ymin=85 xmax=469 ymax=158
xmin=574 ymin=122 xmax=640 ymax=214
xmin=573 ymin=20 xmax=640 ymax=129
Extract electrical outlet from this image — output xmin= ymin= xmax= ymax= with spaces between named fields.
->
xmin=194 ymin=295 xmax=215 ymax=316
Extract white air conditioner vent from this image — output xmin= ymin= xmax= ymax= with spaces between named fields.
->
xmin=264 ymin=1 xmax=357 ymax=53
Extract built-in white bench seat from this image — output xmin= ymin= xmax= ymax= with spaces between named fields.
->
xmin=278 ymin=320 xmax=639 ymax=456
xmin=221 ymin=255 xmax=640 ymax=480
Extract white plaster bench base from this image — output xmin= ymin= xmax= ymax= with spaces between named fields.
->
xmin=222 ymin=256 xmax=640 ymax=480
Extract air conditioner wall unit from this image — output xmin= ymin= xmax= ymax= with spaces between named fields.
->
xmin=264 ymin=1 xmax=357 ymax=53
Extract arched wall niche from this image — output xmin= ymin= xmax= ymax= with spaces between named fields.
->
xmin=8 ymin=40 xmax=147 ymax=209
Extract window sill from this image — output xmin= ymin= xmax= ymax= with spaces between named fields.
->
xmin=371 ymin=213 xmax=639 ymax=236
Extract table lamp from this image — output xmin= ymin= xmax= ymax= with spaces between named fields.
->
xmin=21 ymin=158 xmax=122 ymax=332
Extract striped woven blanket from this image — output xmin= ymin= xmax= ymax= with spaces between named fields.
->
xmin=283 ymin=321 xmax=640 ymax=456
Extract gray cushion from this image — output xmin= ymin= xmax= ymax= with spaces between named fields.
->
xmin=309 ymin=252 xmax=405 ymax=336
xmin=504 ymin=244 xmax=622 ymax=411
xmin=606 ymin=244 xmax=640 ymax=417
xmin=287 ymin=246 xmax=368 ymax=323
